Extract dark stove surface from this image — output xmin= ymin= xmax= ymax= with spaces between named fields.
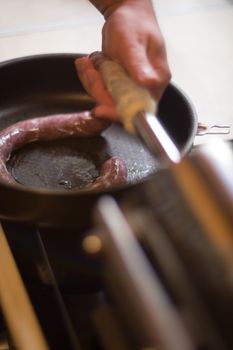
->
xmin=1 ymin=221 xmax=105 ymax=350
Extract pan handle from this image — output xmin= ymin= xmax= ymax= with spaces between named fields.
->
xmin=99 ymin=59 xmax=181 ymax=164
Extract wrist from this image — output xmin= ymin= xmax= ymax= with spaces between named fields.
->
xmin=90 ymin=0 xmax=154 ymax=20
xmin=103 ymin=1 xmax=124 ymax=19
xmin=89 ymin=1 xmax=124 ymax=18
xmin=105 ymin=0 xmax=155 ymax=20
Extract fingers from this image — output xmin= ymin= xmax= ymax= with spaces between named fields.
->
xmin=75 ymin=55 xmax=115 ymax=108
xmin=108 ymin=39 xmax=171 ymax=101
xmin=75 ymin=56 xmax=99 ymax=99
xmin=75 ymin=55 xmax=117 ymax=121
xmin=89 ymin=51 xmax=106 ymax=70
xmin=102 ymin=21 xmax=171 ymax=101
xmin=93 ymin=105 xmax=118 ymax=121
xmin=116 ymin=42 xmax=159 ymax=88
xmin=147 ymin=36 xmax=172 ymax=100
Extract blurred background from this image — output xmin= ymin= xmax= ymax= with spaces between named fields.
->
xmin=0 ymin=0 xmax=232 ymax=143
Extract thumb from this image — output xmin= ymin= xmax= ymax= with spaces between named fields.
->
xmin=119 ymin=47 xmax=159 ymax=89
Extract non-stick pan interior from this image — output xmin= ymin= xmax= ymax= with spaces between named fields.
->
xmin=0 ymin=54 xmax=197 ymax=191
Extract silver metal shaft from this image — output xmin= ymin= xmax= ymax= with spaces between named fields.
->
xmin=95 ymin=196 xmax=193 ymax=350
xmin=134 ymin=112 xmax=182 ymax=164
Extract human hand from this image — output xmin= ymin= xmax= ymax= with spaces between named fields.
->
xmin=75 ymin=50 xmax=156 ymax=131
xmin=101 ymin=0 xmax=171 ymax=101
xmin=75 ymin=0 xmax=171 ymax=122
xmin=75 ymin=53 xmax=118 ymax=121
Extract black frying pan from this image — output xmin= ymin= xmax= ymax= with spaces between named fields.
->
xmin=0 ymin=53 xmax=197 ymax=229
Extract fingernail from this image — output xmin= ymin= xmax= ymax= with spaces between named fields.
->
xmin=141 ymin=65 xmax=156 ymax=78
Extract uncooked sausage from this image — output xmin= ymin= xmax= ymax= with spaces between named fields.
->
xmin=0 ymin=111 xmax=127 ymax=189
xmin=86 ymin=156 xmax=127 ymax=190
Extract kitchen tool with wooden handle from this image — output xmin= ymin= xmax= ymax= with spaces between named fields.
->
xmin=99 ymin=59 xmax=181 ymax=164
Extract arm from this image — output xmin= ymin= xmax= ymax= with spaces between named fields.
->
xmin=89 ymin=0 xmax=171 ymax=101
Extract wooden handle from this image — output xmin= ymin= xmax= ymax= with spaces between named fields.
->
xmin=99 ymin=60 xmax=157 ymax=133
xmin=0 ymin=224 xmax=49 ymax=350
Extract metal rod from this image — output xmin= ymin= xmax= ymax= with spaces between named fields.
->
xmin=134 ymin=112 xmax=182 ymax=164
xmin=35 ymin=230 xmax=83 ymax=350
xmin=95 ymin=196 xmax=193 ymax=350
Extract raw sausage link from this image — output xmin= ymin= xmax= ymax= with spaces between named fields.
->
xmin=87 ymin=156 xmax=127 ymax=191
xmin=0 ymin=112 xmax=127 ymax=189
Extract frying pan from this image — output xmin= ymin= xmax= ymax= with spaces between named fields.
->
xmin=0 ymin=53 xmax=197 ymax=229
